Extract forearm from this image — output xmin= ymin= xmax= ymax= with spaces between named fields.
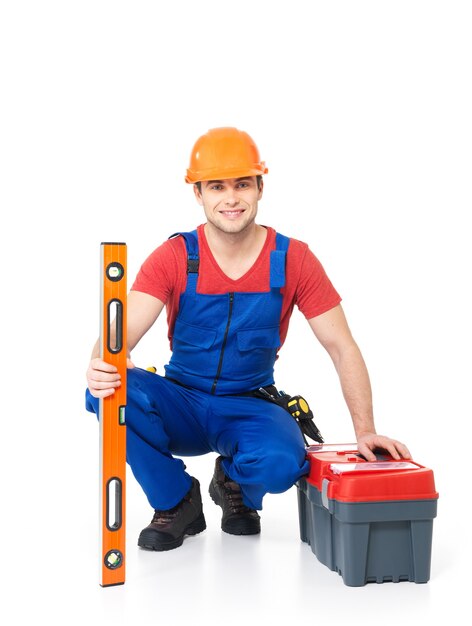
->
xmin=89 ymin=292 xmax=165 ymax=361
xmin=90 ymin=336 xmax=130 ymax=360
xmin=87 ymin=292 xmax=164 ymax=398
xmin=308 ymin=306 xmax=410 ymax=460
xmin=331 ymin=341 xmax=376 ymax=438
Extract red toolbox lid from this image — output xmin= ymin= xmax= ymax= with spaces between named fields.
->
xmin=305 ymin=444 xmax=438 ymax=503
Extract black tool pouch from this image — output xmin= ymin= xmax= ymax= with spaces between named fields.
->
xmin=253 ymin=385 xmax=324 ymax=445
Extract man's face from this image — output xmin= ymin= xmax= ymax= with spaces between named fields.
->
xmin=193 ymin=176 xmax=263 ymax=236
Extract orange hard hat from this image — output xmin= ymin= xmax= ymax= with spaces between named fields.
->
xmin=185 ymin=127 xmax=268 ymax=184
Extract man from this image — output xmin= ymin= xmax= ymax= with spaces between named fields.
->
xmin=86 ymin=127 xmax=410 ymax=552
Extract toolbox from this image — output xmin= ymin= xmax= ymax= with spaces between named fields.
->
xmin=297 ymin=444 xmax=438 ymax=586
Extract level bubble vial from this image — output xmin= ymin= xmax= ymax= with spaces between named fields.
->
xmin=106 ymin=262 xmax=124 ymax=281
xmin=104 ymin=550 xmax=123 ymax=569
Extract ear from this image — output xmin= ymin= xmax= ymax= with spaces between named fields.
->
xmin=193 ymin=183 xmax=203 ymax=206
xmin=257 ymin=178 xmax=264 ymax=200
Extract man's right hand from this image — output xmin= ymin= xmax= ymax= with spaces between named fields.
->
xmin=86 ymin=358 xmax=123 ymax=398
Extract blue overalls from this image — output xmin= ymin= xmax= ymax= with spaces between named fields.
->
xmin=86 ymin=230 xmax=309 ymax=510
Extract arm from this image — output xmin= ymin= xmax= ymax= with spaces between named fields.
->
xmin=308 ymin=304 xmax=411 ymax=461
xmin=86 ymin=290 xmax=165 ymax=398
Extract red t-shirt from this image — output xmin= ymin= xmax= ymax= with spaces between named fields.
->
xmin=131 ymin=224 xmax=341 ymax=350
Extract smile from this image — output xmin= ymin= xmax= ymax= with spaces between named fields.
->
xmin=220 ymin=209 xmax=245 ymax=218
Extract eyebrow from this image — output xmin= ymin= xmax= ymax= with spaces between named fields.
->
xmin=204 ymin=177 xmax=252 ymax=186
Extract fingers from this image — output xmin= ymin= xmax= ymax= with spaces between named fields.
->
xmin=91 ymin=386 xmax=118 ymax=399
xmin=357 ymin=434 xmax=412 ymax=461
xmin=375 ymin=437 xmax=411 ymax=460
xmin=90 ymin=357 xmax=118 ymax=373
xmin=391 ymin=441 xmax=412 ymax=460
xmin=86 ymin=358 xmax=122 ymax=398
xmin=381 ymin=441 xmax=402 ymax=460
xmin=357 ymin=442 xmax=377 ymax=462
xmin=88 ymin=379 xmax=121 ymax=398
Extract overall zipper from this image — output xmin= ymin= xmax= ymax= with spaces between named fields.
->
xmin=211 ymin=292 xmax=234 ymax=394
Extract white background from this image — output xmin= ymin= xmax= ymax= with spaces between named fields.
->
xmin=1 ymin=1 xmax=470 ymax=623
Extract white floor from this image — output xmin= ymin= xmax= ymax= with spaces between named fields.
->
xmin=3 ymin=451 xmax=466 ymax=626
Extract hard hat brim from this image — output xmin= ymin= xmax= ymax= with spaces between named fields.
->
xmin=185 ymin=164 xmax=268 ymax=184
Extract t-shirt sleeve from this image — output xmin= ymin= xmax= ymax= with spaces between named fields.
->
xmin=294 ymin=244 xmax=342 ymax=319
xmin=131 ymin=238 xmax=185 ymax=304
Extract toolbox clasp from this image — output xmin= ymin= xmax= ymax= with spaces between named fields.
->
xmin=321 ymin=478 xmax=331 ymax=510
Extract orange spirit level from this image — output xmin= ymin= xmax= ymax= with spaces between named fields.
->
xmin=99 ymin=242 xmax=127 ymax=587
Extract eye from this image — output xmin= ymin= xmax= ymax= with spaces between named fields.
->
xmin=210 ymin=184 xmax=224 ymax=191
xmin=236 ymin=182 xmax=249 ymax=188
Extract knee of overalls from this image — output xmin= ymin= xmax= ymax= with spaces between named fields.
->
xmin=215 ymin=397 xmax=309 ymax=495
xmin=227 ymin=404 xmax=310 ymax=494
xmin=234 ymin=448 xmax=309 ymax=495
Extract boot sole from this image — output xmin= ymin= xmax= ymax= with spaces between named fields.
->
xmin=137 ymin=513 xmax=206 ymax=551
xmin=209 ymin=482 xmax=261 ymax=535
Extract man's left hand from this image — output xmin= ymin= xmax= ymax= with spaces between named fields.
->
xmin=356 ymin=432 xmax=411 ymax=462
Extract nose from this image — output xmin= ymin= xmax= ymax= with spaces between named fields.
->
xmin=224 ymin=189 xmax=239 ymax=207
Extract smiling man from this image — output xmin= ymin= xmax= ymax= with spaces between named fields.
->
xmin=86 ymin=127 xmax=410 ymax=552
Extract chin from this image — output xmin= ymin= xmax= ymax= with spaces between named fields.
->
xmin=209 ymin=216 xmax=247 ymax=233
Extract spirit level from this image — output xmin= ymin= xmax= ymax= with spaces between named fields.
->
xmin=99 ymin=242 xmax=127 ymax=587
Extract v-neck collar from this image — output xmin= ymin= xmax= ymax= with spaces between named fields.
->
xmin=197 ymin=224 xmax=273 ymax=285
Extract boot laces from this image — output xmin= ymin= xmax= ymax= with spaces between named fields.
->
xmin=151 ymin=503 xmax=181 ymax=525
xmin=223 ymin=480 xmax=253 ymax=515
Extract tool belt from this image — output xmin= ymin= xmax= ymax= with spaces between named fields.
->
xmin=251 ymin=385 xmax=324 ymax=445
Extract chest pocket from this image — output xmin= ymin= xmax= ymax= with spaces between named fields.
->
xmin=227 ymin=325 xmax=281 ymax=376
xmin=173 ymin=319 xmax=217 ymax=349
xmin=236 ymin=326 xmax=281 ymax=351
xmin=172 ymin=319 xmax=219 ymax=376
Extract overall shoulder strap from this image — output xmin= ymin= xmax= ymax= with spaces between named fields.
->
xmin=168 ymin=230 xmax=199 ymax=294
xmin=270 ymin=232 xmax=290 ymax=289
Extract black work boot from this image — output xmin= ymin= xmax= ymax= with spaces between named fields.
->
xmin=138 ymin=477 xmax=206 ymax=551
xmin=209 ymin=456 xmax=261 ymax=535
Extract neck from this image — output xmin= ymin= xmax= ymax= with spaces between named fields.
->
xmin=204 ymin=222 xmax=264 ymax=257
xmin=203 ymin=222 xmax=268 ymax=280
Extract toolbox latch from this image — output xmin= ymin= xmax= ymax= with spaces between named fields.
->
xmin=321 ymin=478 xmax=331 ymax=510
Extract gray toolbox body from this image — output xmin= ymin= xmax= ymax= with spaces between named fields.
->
xmin=297 ymin=444 xmax=438 ymax=586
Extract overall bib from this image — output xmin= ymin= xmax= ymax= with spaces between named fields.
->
xmin=86 ymin=230 xmax=308 ymax=510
